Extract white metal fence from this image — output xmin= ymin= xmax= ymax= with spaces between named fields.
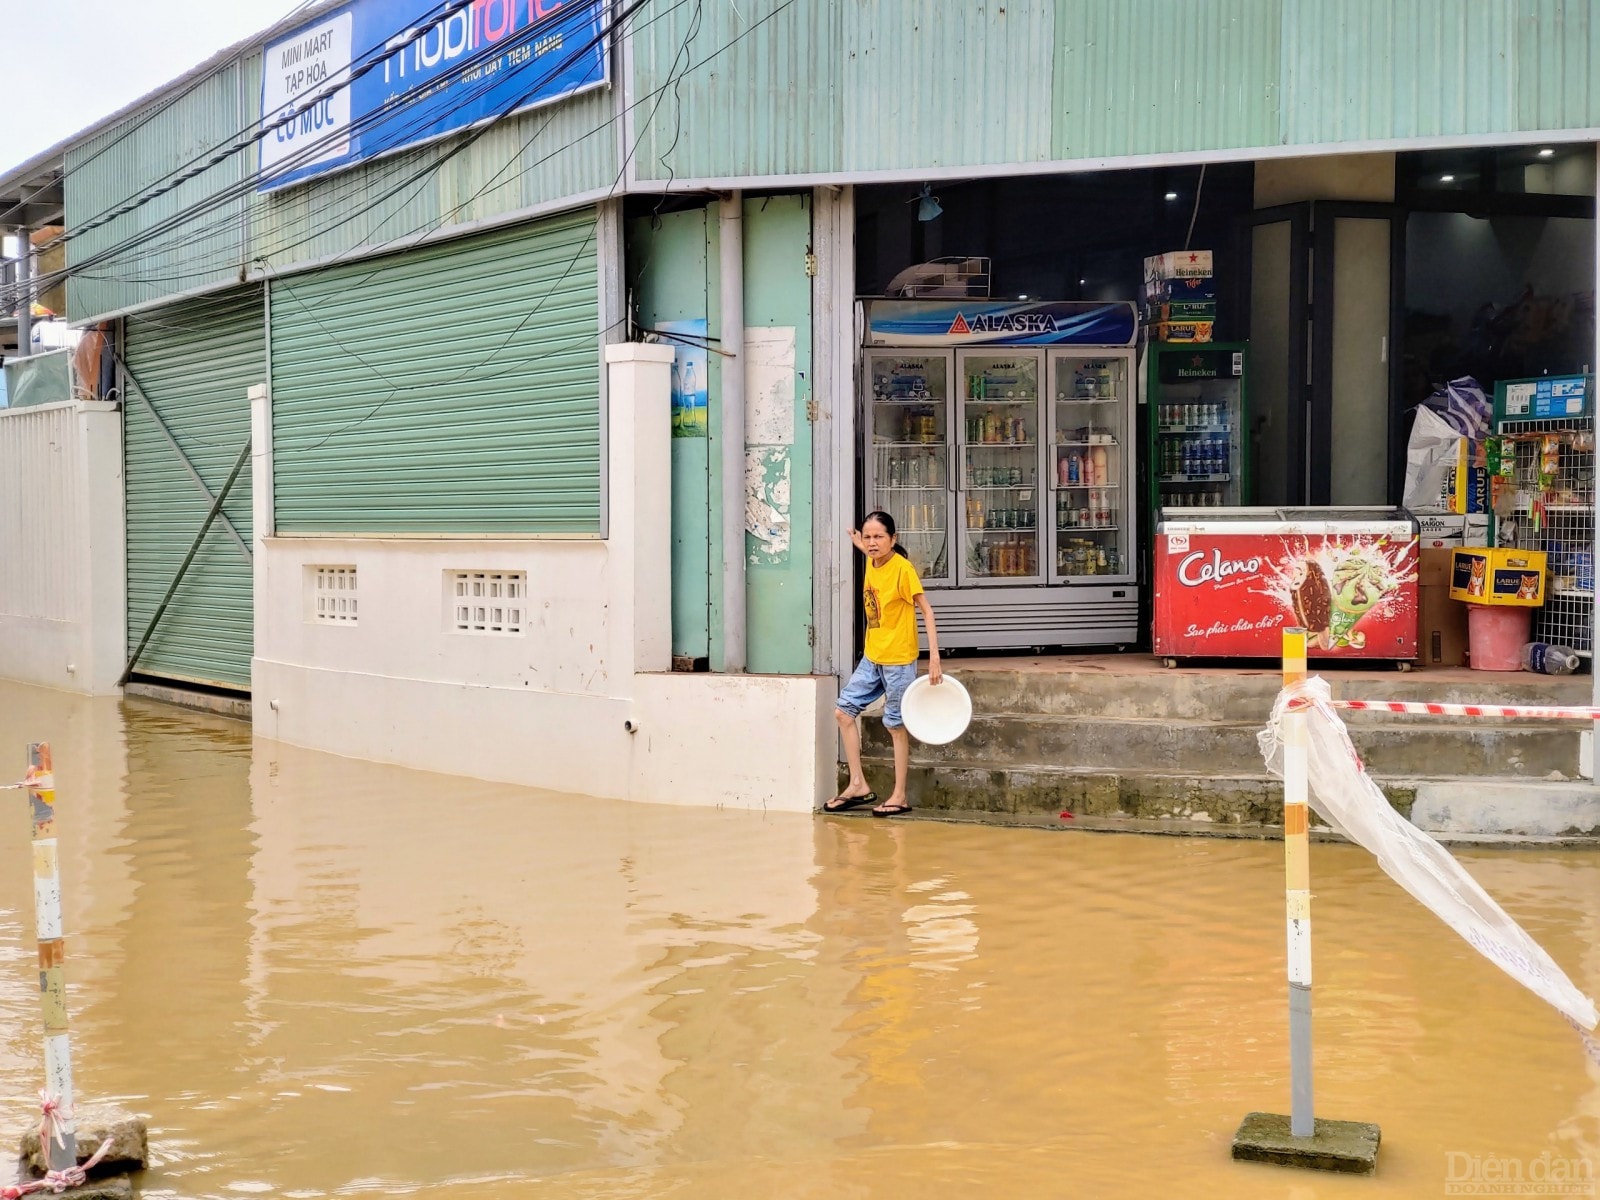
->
xmin=0 ymin=400 xmax=125 ymax=692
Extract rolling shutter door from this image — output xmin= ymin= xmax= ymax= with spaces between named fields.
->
xmin=269 ymin=209 xmax=601 ymax=534
xmin=123 ymin=287 xmax=263 ymax=690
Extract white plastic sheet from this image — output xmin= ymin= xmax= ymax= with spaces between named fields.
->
xmin=1259 ymin=677 xmax=1598 ymax=1031
xmin=1401 ymin=404 xmax=1465 ymax=515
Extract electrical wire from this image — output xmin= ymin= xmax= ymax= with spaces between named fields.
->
xmin=1184 ymin=164 xmax=1207 ymax=251
xmin=68 ymin=0 xmax=708 ymax=296
xmin=35 ymin=0 xmax=599 ymax=308
xmin=272 ymin=0 xmax=738 ymax=454
xmin=97 ymin=0 xmax=667 ymax=288
xmin=45 ymin=0 xmax=639 ymax=292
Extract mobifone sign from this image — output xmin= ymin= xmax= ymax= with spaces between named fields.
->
xmin=260 ymin=0 xmax=608 ymax=191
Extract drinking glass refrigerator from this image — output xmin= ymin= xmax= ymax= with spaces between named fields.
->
xmin=1143 ymin=342 xmax=1250 ymax=516
xmin=862 ymin=299 xmax=1141 ymax=650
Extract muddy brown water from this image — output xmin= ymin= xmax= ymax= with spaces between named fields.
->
xmin=0 ymin=681 xmax=1595 ymax=1198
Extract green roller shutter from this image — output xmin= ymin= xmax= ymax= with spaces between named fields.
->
xmin=123 ymin=287 xmax=263 ymax=691
xmin=269 ymin=209 xmax=602 ymax=534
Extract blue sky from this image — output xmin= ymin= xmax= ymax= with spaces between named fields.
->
xmin=1 ymin=0 xmax=301 ymax=171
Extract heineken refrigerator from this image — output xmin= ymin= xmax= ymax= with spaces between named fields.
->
xmin=1143 ymin=341 xmax=1250 ymax=516
xmin=861 ymin=299 xmax=1141 ymax=650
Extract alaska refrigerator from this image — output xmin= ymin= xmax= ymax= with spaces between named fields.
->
xmin=861 ymin=300 xmax=1140 ymax=650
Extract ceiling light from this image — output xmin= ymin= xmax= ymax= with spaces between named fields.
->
xmin=1440 ymin=174 xmax=1455 ymax=183
xmin=1079 ymin=279 xmax=1086 ymax=286
xmin=1538 ymin=147 xmax=1555 ymax=158
xmin=1018 ymin=294 xmax=1029 ymax=301
xmin=1164 ymin=191 xmax=1179 ymax=201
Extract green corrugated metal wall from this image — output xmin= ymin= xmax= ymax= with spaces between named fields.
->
xmin=627 ymin=207 xmax=715 ymax=659
xmin=269 ymin=210 xmax=602 ymax=534
xmin=65 ymin=62 xmax=249 ymax=325
xmin=625 ymin=195 xmax=813 ymax=673
xmin=628 ymin=0 xmax=1600 ymax=182
xmin=123 ymin=288 xmax=263 ymax=690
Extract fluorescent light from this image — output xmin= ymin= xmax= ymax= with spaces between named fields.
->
xmin=1164 ymin=191 xmax=1179 ymax=201
xmin=1440 ymin=174 xmax=1456 ymax=182
xmin=1538 ymin=147 xmax=1555 ymax=157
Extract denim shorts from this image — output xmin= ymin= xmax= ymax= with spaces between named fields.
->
xmin=836 ymin=658 xmax=919 ymax=728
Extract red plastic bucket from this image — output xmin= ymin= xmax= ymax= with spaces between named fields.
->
xmin=1466 ymin=604 xmax=1532 ymax=671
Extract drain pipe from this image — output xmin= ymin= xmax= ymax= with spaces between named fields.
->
xmin=720 ymin=192 xmax=746 ymax=672
xmin=14 ymin=227 xmax=31 ymax=357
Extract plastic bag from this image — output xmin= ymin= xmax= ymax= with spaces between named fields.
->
xmin=1402 ymin=405 xmax=1464 ymax=514
xmin=1423 ymin=376 xmax=1492 ymax=439
xmin=1259 ymin=678 xmax=1598 ymax=1031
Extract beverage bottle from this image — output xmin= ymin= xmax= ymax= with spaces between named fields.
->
xmin=1522 ymin=643 xmax=1580 ymax=675
xmin=1091 ymin=445 xmax=1109 ymax=485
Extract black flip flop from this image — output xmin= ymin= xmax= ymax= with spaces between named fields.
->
xmin=822 ymin=792 xmax=877 ymax=813
xmin=871 ymin=803 xmax=912 ymax=818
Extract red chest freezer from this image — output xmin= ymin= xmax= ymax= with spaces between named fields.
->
xmin=1153 ymin=507 xmax=1419 ymax=661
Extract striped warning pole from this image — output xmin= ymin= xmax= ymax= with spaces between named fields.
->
xmin=1282 ymin=630 xmax=1315 ymax=1138
xmin=25 ymin=743 xmax=77 ymax=1173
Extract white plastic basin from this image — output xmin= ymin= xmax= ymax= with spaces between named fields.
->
xmin=901 ymin=674 xmax=973 ymax=745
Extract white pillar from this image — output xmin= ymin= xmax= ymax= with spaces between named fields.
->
xmin=605 ymin=342 xmax=674 ymax=677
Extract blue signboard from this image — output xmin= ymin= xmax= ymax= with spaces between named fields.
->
xmin=260 ymin=0 xmax=608 ymax=192
xmin=864 ymin=300 xmax=1138 ymax=348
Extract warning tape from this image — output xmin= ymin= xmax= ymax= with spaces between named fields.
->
xmin=1293 ymin=698 xmax=1600 ymax=721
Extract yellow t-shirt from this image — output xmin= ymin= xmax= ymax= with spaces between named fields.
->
xmin=863 ymin=553 xmax=924 ymax=665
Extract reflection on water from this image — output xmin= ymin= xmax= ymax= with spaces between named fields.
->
xmin=0 ymin=680 xmax=1595 ymax=1198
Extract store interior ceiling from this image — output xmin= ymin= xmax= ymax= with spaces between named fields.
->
xmin=855 ymin=164 xmax=1255 ymax=337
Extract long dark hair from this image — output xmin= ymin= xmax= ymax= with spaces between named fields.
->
xmin=862 ymin=510 xmax=911 ymax=558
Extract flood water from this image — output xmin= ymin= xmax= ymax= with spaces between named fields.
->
xmin=0 ymin=679 xmax=1596 ymax=1199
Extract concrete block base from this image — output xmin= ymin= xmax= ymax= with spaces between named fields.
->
xmin=20 ymin=1110 xmax=149 ymax=1176
xmin=1231 ymin=1111 xmax=1381 ymax=1174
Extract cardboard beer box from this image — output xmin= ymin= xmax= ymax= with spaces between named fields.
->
xmin=1448 ymin=547 xmax=1547 ymax=607
xmin=1147 ymin=299 xmax=1218 ymax=323
xmin=1144 ymin=250 xmax=1214 ymax=280
xmin=1143 ymin=275 xmax=1219 ymax=304
xmin=1417 ymin=546 xmax=1469 ymax=666
xmin=1149 ymin=320 xmax=1214 ymax=344
xmin=1417 ymin=514 xmax=1465 ymax=548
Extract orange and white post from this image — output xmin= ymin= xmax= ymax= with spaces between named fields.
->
xmin=1281 ymin=629 xmax=1315 ymax=1137
xmin=26 ymin=743 xmax=77 ymax=1172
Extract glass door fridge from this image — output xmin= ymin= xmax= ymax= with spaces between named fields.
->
xmin=1145 ymin=342 xmax=1249 ymax=515
xmin=956 ymin=350 xmax=1044 ymax=585
xmin=863 ymin=351 xmax=954 ymax=585
xmin=1047 ymin=350 xmax=1135 ymax=583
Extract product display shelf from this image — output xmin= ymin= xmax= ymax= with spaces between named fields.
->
xmin=1498 ymin=416 xmax=1595 ymax=657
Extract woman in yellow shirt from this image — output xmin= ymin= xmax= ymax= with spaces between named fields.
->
xmin=824 ymin=510 xmax=943 ymax=817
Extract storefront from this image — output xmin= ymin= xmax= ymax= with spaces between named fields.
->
xmin=850 ymin=144 xmax=1596 ymax=665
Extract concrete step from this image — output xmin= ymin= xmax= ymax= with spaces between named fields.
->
xmin=942 ymin=661 xmax=1594 ymax=722
xmin=861 ymin=712 xmax=1583 ymax=779
xmin=841 ymin=761 xmax=1398 ymax=826
xmin=840 ymin=760 xmax=1600 ymax=837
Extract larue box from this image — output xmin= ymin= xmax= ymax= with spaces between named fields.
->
xmin=1417 ymin=547 xmax=1469 ymax=667
xmin=1149 ymin=320 xmax=1214 ymax=344
xmin=1146 ymin=299 xmax=1218 ymax=323
xmin=1449 ymin=547 xmax=1548 ymax=606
